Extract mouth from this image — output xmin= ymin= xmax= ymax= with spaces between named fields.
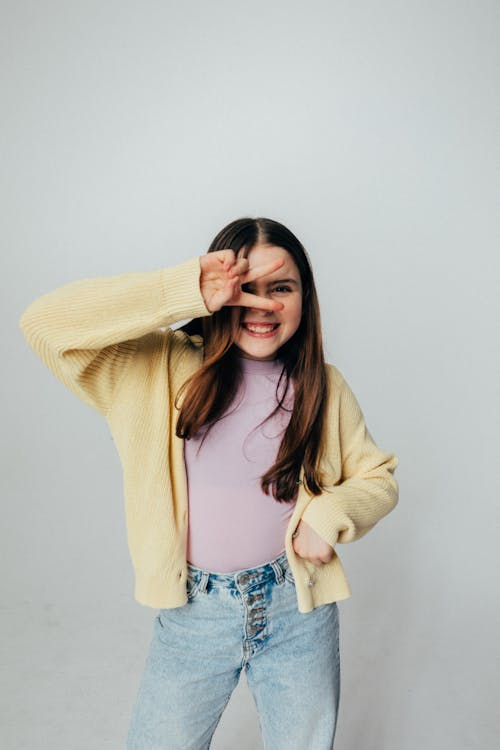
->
xmin=241 ymin=322 xmax=281 ymax=338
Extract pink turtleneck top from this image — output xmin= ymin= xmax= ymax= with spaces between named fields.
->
xmin=183 ymin=354 xmax=297 ymax=572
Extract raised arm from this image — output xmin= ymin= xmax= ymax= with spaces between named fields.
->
xmin=19 ymin=255 xmax=212 ymax=416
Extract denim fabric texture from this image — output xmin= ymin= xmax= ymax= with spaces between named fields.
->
xmin=127 ymin=550 xmax=341 ymax=750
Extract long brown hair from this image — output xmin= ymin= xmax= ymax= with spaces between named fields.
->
xmin=175 ymin=217 xmax=330 ymax=502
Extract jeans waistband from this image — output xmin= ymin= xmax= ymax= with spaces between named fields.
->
xmin=186 ymin=549 xmax=291 ymax=593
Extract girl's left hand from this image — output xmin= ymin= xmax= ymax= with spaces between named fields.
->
xmin=292 ymin=519 xmax=335 ymax=568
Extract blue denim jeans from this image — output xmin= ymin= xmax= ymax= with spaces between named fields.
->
xmin=126 ymin=550 xmax=341 ymax=749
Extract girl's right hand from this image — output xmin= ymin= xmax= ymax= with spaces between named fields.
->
xmin=199 ymin=249 xmax=286 ymax=314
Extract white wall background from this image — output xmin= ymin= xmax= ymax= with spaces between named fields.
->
xmin=2 ymin=1 xmax=499 ymax=748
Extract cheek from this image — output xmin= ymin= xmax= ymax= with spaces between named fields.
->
xmin=286 ymin=301 xmax=302 ymax=331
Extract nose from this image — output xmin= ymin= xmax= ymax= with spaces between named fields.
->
xmin=246 ymin=305 xmax=278 ymax=318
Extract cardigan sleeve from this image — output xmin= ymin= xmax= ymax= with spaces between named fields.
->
xmin=19 ymin=255 xmax=212 ymax=417
xmin=300 ymin=370 xmax=399 ymax=548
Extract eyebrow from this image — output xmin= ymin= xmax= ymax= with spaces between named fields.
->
xmin=246 ymin=278 xmax=299 ymax=286
xmin=270 ymin=278 xmax=299 ymax=285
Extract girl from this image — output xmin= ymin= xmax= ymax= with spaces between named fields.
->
xmin=19 ymin=216 xmax=399 ymax=749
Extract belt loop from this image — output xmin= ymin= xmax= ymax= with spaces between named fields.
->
xmin=198 ymin=570 xmax=209 ymax=594
xmin=270 ymin=558 xmax=285 ymax=585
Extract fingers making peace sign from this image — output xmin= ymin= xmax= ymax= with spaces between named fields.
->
xmin=199 ymin=249 xmax=286 ymax=314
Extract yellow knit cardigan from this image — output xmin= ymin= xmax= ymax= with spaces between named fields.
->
xmin=19 ymin=255 xmax=399 ymax=614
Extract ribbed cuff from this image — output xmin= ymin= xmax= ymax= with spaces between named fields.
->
xmin=159 ymin=255 xmax=213 ymax=325
xmin=300 ymin=493 xmax=346 ymax=549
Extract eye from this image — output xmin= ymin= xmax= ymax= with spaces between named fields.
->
xmin=241 ymin=284 xmax=292 ymax=294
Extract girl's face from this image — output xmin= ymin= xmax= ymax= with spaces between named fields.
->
xmin=233 ymin=243 xmax=303 ymax=361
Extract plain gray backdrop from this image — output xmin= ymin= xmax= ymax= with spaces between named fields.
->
xmin=3 ymin=1 xmax=499 ymax=748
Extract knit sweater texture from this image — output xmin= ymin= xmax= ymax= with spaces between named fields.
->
xmin=19 ymin=254 xmax=399 ymax=614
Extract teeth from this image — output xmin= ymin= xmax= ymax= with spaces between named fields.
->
xmin=245 ymin=324 xmax=277 ymax=332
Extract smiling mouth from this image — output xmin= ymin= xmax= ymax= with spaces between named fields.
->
xmin=241 ymin=323 xmax=280 ymax=337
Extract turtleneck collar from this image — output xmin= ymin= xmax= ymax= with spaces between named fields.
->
xmin=236 ymin=353 xmax=284 ymax=374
